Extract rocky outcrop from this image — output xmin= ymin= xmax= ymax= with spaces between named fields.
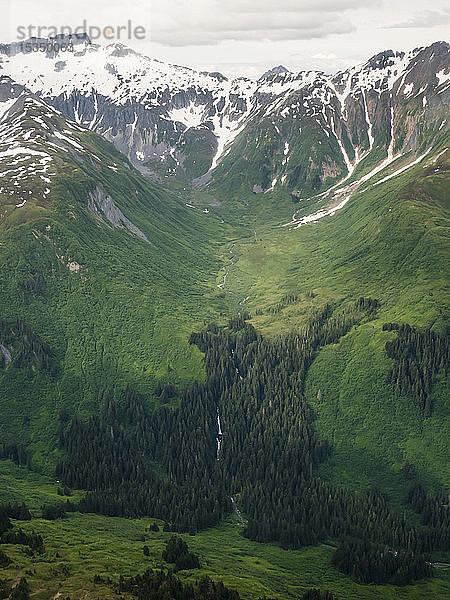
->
xmin=88 ymin=186 xmax=148 ymax=241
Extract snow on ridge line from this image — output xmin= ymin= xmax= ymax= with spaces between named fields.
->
xmin=1 ymin=43 xmax=261 ymax=171
xmin=0 ymin=97 xmax=21 ymax=123
xmin=0 ymin=146 xmax=50 ymax=158
xmin=0 ymin=41 xmax=256 ymax=106
xmin=0 ymin=41 xmax=431 ymax=121
xmin=0 ymin=41 xmax=445 ymax=175
xmin=0 ymin=92 xmax=104 ymax=208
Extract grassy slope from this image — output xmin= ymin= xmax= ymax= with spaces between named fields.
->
xmin=217 ymin=143 xmax=450 ymax=501
xmin=228 ymin=152 xmax=448 ymax=322
xmin=0 ymin=130 xmax=226 ymax=472
xmin=1 ymin=461 xmax=449 ymax=600
xmin=0 ymin=119 xmax=449 ymax=597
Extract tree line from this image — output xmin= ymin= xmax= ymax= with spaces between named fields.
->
xmin=331 ymin=538 xmax=433 ymax=585
xmin=0 ymin=318 xmax=57 ymax=376
xmin=116 ymin=568 xmax=337 ymax=600
xmin=54 ymin=301 xmax=446 ymax=585
xmin=0 ymin=502 xmax=44 ymax=555
xmin=385 ymin=324 xmax=449 ymax=416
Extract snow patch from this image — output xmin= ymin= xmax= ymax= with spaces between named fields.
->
xmin=403 ymin=83 xmax=414 ymax=96
xmin=167 ymin=105 xmax=206 ymax=129
xmin=374 ymin=147 xmax=432 ymax=185
xmin=436 ymin=69 xmax=450 ymax=87
xmin=427 ymin=147 xmax=448 ymax=166
xmin=329 ymin=115 xmax=354 ymax=176
xmin=0 ymin=98 xmax=19 ymax=123
xmin=292 ymin=195 xmax=351 ymax=227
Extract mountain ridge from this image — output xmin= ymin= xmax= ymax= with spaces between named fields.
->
xmin=0 ymin=33 xmax=448 ymax=600
xmin=1 ymin=38 xmax=448 ymax=192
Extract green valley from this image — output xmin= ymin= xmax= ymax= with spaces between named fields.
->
xmin=0 ymin=39 xmax=449 ymax=600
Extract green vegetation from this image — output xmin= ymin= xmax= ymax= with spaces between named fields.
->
xmin=1 ymin=461 xmax=449 ymax=600
xmin=0 ymin=111 xmax=226 ymax=473
xmin=0 ymin=101 xmax=448 ymax=599
xmin=385 ymin=324 xmax=449 ymax=416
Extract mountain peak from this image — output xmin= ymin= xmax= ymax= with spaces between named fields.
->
xmin=259 ymin=65 xmax=290 ymax=80
xmin=0 ymin=38 xmax=448 ymax=184
xmin=366 ymin=49 xmax=406 ymax=70
xmin=0 ymin=32 xmax=91 ymax=58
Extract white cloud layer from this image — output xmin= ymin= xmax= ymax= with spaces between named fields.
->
xmin=1 ymin=0 xmax=449 ymax=78
xmin=386 ymin=8 xmax=450 ymax=29
xmin=145 ymin=0 xmax=377 ymax=46
xmin=4 ymin=0 xmax=377 ymax=46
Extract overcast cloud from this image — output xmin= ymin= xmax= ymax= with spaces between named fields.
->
xmin=386 ymin=8 xmax=450 ymax=29
xmin=144 ymin=0 xmax=376 ymax=45
xmin=2 ymin=0 xmax=449 ymax=78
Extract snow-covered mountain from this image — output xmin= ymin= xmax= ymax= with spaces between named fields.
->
xmin=1 ymin=35 xmax=448 ymax=195
xmin=220 ymin=42 xmax=449 ymax=196
xmin=0 ymin=35 xmax=256 ymax=182
xmin=0 ymin=75 xmax=91 ymax=210
xmin=0 ymin=73 xmax=155 ymax=242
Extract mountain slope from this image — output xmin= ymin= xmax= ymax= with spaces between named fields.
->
xmin=0 ymin=45 xmax=447 ymax=493
xmin=219 ymin=136 xmax=449 ymax=496
xmin=1 ymin=37 xmax=448 ymax=195
xmin=0 ymin=38 xmax=448 ymax=600
xmin=0 ymin=35 xmax=256 ymax=181
xmin=0 ymin=77 xmax=223 ymax=469
xmin=208 ymin=42 xmax=449 ymax=202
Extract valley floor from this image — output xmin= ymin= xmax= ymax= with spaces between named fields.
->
xmin=1 ymin=461 xmax=449 ymax=600
xmin=0 ymin=134 xmax=448 ymax=600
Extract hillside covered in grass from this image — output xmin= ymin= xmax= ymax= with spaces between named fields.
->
xmin=0 ymin=88 xmax=226 ymax=471
xmin=0 ymin=70 xmax=449 ymax=600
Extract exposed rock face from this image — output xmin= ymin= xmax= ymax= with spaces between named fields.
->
xmin=0 ymin=79 xmax=150 ymax=240
xmin=0 ymin=76 xmax=25 ymax=104
xmin=88 ymin=186 xmax=148 ymax=241
xmin=0 ymin=343 xmax=11 ymax=364
xmin=0 ymin=33 xmax=90 ymax=58
xmin=0 ymin=38 xmax=448 ymax=195
xmin=259 ymin=65 xmax=290 ymax=80
xmin=0 ymin=38 xmax=256 ymax=181
xmin=215 ymin=42 xmax=449 ymax=195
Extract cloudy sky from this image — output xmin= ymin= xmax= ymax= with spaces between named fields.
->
xmin=3 ymin=1 xmax=450 ymax=78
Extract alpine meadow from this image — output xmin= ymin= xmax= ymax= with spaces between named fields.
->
xmin=0 ymin=20 xmax=448 ymax=600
